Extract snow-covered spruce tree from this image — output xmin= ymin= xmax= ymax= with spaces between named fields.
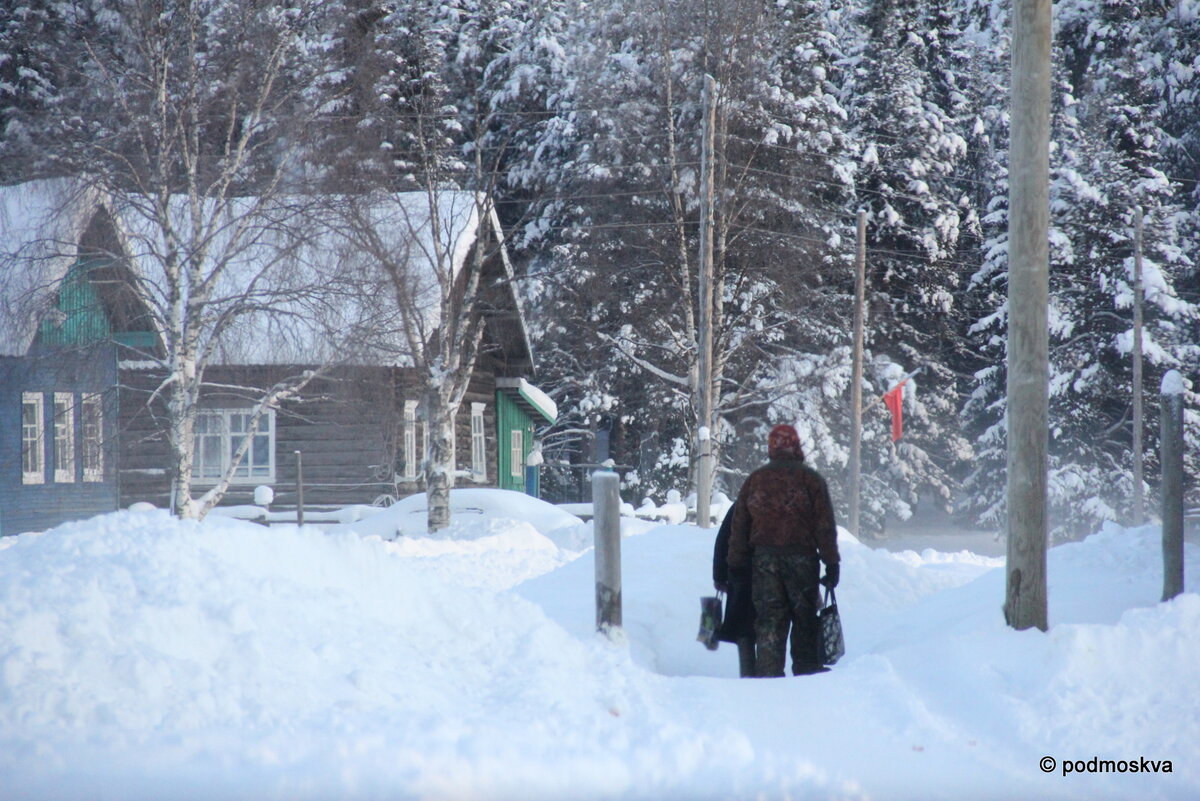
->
xmin=1140 ymin=0 xmax=1200 ymax=508
xmin=0 ymin=0 xmax=74 ymax=181
xmin=33 ymin=0 xmax=344 ymax=518
xmin=962 ymin=0 xmax=1200 ymax=540
xmin=1143 ymin=0 xmax=1200 ymax=510
xmin=516 ymin=0 xmax=856 ymax=503
xmin=956 ymin=0 xmax=1013 ymax=534
xmin=752 ymin=346 xmax=961 ymax=534
xmin=833 ymin=0 xmax=983 ymax=526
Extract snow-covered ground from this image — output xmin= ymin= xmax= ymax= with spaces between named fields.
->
xmin=1 ymin=490 xmax=1195 ymax=800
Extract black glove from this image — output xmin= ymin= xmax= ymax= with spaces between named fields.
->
xmin=821 ymin=562 xmax=840 ymax=589
xmin=714 ymin=580 xmax=731 ymax=594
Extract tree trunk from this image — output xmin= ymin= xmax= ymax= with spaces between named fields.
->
xmin=168 ymin=383 xmax=198 ymax=519
xmin=425 ymin=388 xmax=458 ymax=533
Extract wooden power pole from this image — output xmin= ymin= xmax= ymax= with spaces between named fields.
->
xmin=696 ymin=74 xmax=718 ymax=529
xmin=1131 ymin=206 xmax=1145 ymax=526
xmin=848 ymin=210 xmax=867 ymax=537
xmin=1004 ymin=0 xmax=1052 ymax=632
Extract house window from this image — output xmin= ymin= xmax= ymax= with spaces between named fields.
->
xmin=403 ymin=400 xmax=419 ymax=479
xmin=470 ymin=402 xmax=486 ymax=481
xmin=21 ymin=392 xmax=44 ymax=484
xmin=81 ymin=392 xmax=104 ymax=482
xmin=193 ymin=408 xmax=275 ymax=483
xmin=195 ymin=412 xmax=225 ymax=481
xmin=53 ymin=392 xmax=75 ymax=483
xmin=510 ymin=429 xmax=524 ymax=478
xmin=229 ymin=411 xmax=272 ymax=479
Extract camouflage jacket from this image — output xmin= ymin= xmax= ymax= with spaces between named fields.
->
xmin=727 ymin=458 xmax=840 ymax=570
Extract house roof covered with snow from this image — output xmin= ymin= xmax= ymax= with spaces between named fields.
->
xmin=0 ymin=180 xmax=533 ymax=370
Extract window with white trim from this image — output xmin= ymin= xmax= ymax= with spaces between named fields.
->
xmin=193 ymin=408 xmax=275 ymax=483
xmin=470 ymin=402 xmax=486 ymax=481
xmin=21 ymin=392 xmax=44 ymax=484
xmin=403 ymin=400 xmax=419 ymax=479
xmin=510 ymin=429 xmax=524 ymax=478
xmin=53 ymin=392 xmax=75 ymax=483
xmin=81 ymin=392 xmax=104 ymax=482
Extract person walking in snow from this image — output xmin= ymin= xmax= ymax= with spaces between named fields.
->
xmin=727 ymin=423 xmax=840 ymax=677
xmin=712 ymin=505 xmax=756 ymax=677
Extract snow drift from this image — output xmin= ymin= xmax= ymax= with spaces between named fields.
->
xmin=0 ymin=503 xmax=1196 ymax=800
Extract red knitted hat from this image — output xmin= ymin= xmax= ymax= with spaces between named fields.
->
xmin=768 ymin=423 xmax=804 ymax=460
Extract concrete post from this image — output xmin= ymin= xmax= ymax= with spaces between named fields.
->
xmin=1161 ymin=370 xmax=1185 ymax=602
xmin=593 ymin=470 xmax=622 ymax=632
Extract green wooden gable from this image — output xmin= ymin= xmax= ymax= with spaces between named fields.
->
xmin=36 ymin=257 xmax=156 ymax=350
xmin=37 ymin=259 xmax=109 ymax=346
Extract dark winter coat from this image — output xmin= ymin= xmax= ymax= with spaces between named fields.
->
xmin=727 ymin=456 xmax=840 ymax=572
xmin=712 ymin=506 xmax=755 ymax=642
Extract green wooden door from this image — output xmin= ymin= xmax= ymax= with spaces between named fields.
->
xmin=495 ymin=391 xmax=535 ymax=492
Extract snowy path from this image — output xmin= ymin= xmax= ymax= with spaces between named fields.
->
xmin=1 ymin=495 xmax=1196 ymax=800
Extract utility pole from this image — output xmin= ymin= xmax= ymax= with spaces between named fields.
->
xmin=1131 ymin=206 xmax=1145 ymax=526
xmin=696 ymin=73 xmax=718 ymax=529
xmin=1004 ymin=0 xmax=1051 ymax=632
xmin=848 ymin=209 xmax=867 ymax=537
xmin=1160 ymin=370 xmax=1185 ymax=602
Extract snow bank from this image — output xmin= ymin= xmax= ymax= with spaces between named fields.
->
xmin=322 ymin=488 xmax=590 ymax=589
xmin=1 ymin=505 xmax=1196 ymax=800
xmin=0 ymin=509 xmax=786 ymax=801
xmin=327 ymin=488 xmax=585 ymax=543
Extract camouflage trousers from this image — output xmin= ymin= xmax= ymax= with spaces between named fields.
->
xmin=751 ymin=549 xmax=821 ymax=677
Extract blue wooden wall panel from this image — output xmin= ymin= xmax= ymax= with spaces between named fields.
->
xmin=0 ymin=345 xmax=120 ymax=537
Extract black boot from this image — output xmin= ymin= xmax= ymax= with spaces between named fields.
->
xmin=736 ymin=637 xmax=756 ymax=678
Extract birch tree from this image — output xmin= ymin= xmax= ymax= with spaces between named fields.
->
xmin=324 ymin=0 xmax=531 ymax=532
xmin=42 ymin=0 xmax=343 ymax=518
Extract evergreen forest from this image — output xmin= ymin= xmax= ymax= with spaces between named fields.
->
xmin=2 ymin=0 xmax=1198 ymax=539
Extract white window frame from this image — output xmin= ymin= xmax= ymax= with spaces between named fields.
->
xmin=403 ymin=400 xmax=419 ymax=479
xmin=421 ymin=416 xmax=429 ymax=478
xmin=470 ymin=402 xmax=487 ymax=481
xmin=53 ymin=392 xmax=75 ymax=483
xmin=81 ymin=392 xmax=104 ymax=482
xmin=193 ymin=408 xmax=276 ymax=484
xmin=510 ymin=429 xmax=524 ymax=479
xmin=21 ymin=392 xmax=45 ymax=485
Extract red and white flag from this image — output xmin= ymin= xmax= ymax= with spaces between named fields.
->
xmin=883 ymin=382 xmax=904 ymax=442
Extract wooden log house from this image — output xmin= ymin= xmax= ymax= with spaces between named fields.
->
xmin=0 ymin=180 xmax=555 ymax=536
